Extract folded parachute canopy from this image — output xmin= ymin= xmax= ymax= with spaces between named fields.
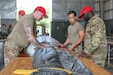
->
xmin=31 ymin=47 xmax=93 ymax=75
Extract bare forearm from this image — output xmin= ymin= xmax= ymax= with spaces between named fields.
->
xmin=25 ymin=26 xmax=42 ymax=48
xmin=30 ymin=38 xmax=42 ymax=48
xmin=63 ymin=37 xmax=69 ymax=46
xmin=71 ymin=31 xmax=84 ymax=48
xmin=71 ymin=38 xmax=83 ymax=48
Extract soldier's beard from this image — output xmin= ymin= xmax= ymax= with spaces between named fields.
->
xmin=84 ymin=14 xmax=91 ymax=22
xmin=84 ymin=18 xmax=90 ymax=22
xmin=83 ymin=12 xmax=93 ymax=22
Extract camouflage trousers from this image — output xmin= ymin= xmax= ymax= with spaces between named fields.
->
xmin=89 ymin=54 xmax=107 ymax=68
xmin=90 ymin=59 xmax=106 ymax=68
xmin=4 ymin=40 xmax=23 ymax=66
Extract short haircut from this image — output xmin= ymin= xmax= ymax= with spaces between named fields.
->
xmin=68 ymin=11 xmax=76 ymax=16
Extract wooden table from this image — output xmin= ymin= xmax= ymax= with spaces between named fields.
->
xmin=107 ymin=36 xmax=113 ymax=39
xmin=0 ymin=36 xmax=112 ymax=75
xmin=60 ymin=48 xmax=113 ymax=75
xmin=0 ymin=57 xmax=33 ymax=75
xmin=0 ymin=49 xmax=112 ymax=75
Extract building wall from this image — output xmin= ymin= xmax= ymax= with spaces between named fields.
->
xmin=52 ymin=0 xmax=95 ymax=21
xmin=0 ymin=0 xmax=16 ymax=32
xmin=95 ymin=0 xmax=101 ymax=17
xmin=104 ymin=0 xmax=113 ymax=35
xmin=52 ymin=0 xmax=95 ymax=43
xmin=104 ymin=0 xmax=113 ymax=20
xmin=95 ymin=0 xmax=113 ymax=35
xmin=0 ymin=0 xmax=16 ymax=19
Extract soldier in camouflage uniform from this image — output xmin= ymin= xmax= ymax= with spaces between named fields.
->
xmin=4 ymin=11 xmax=26 ymax=66
xmin=7 ymin=24 xmax=12 ymax=35
xmin=4 ymin=6 xmax=48 ymax=66
xmin=2 ymin=24 xmax=7 ymax=39
xmin=78 ymin=6 xmax=107 ymax=68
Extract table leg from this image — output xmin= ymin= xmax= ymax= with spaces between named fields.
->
xmin=108 ymin=44 xmax=110 ymax=68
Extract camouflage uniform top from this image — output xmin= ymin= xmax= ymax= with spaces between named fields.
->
xmin=84 ymin=15 xmax=107 ymax=67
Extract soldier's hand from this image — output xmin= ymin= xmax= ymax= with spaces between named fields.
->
xmin=68 ymin=46 xmax=74 ymax=51
xmin=58 ymin=44 xmax=65 ymax=48
xmin=78 ymin=51 xmax=88 ymax=58
xmin=34 ymin=44 xmax=49 ymax=50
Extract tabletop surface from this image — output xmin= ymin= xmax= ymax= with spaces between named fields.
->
xmin=0 ymin=36 xmax=112 ymax=75
xmin=107 ymin=40 xmax=113 ymax=45
xmin=107 ymin=36 xmax=113 ymax=39
xmin=0 ymin=49 xmax=112 ymax=75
